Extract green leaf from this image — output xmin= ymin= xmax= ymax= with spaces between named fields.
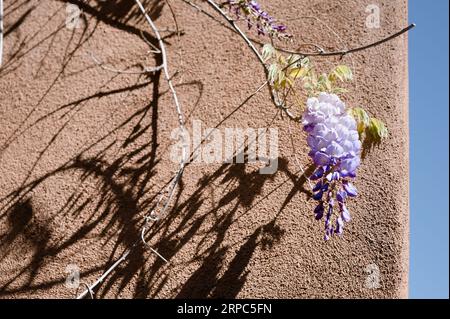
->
xmin=332 ymin=87 xmax=348 ymax=94
xmin=289 ymin=67 xmax=308 ymax=79
xmin=300 ymin=57 xmax=310 ymax=68
xmin=277 ymin=69 xmax=286 ymax=88
xmin=367 ymin=118 xmax=388 ymax=140
xmin=317 ymin=73 xmax=332 ymax=92
xmin=304 ymin=82 xmax=313 ymax=91
xmin=286 ymin=54 xmax=302 ymax=68
xmin=329 ymin=65 xmax=353 ymax=83
xmin=350 ymin=107 xmax=370 ymax=135
xmin=268 ymin=64 xmax=278 ymax=84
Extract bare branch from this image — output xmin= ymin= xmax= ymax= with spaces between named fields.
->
xmin=205 ymin=0 xmax=264 ymax=64
xmin=141 ymin=220 xmax=169 ymax=263
xmin=76 ymin=282 xmax=95 ymax=299
xmin=283 ymin=23 xmax=416 ymax=57
xmin=135 ymin=0 xmax=188 ymax=222
xmin=136 ymin=0 xmax=187 ymax=138
xmin=139 ymin=29 xmax=161 ymax=53
xmin=76 ymin=248 xmax=132 ymax=299
xmin=205 ymin=0 xmax=300 ymax=121
xmin=194 ymin=0 xmax=415 ymax=122
xmin=77 ymin=0 xmax=188 ymax=299
xmin=88 ymin=51 xmax=163 ymax=74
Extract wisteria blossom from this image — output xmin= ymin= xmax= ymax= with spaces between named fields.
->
xmin=225 ymin=0 xmax=291 ymax=38
xmin=303 ymin=93 xmax=362 ymax=240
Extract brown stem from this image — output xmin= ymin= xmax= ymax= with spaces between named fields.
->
xmin=285 ymin=23 xmax=416 ymax=57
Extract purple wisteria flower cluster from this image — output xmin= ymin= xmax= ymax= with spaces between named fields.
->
xmin=303 ymin=93 xmax=362 ymax=240
xmin=225 ymin=0 xmax=291 ymax=38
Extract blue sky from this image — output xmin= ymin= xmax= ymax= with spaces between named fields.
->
xmin=409 ymin=0 xmax=449 ymax=299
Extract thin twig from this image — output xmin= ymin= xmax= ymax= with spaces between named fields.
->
xmin=88 ymin=51 xmax=163 ymax=74
xmin=135 ymin=0 xmax=188 ymax=221
xmin=284 ymin=23 xmax=416 ymax=57
xmin=76 ymin=282 xmax=95 ymax=299
xmin=181 ymin=0 xmax=314 ymax=57
xmin=280 ymin=23 xmax=415 ymax=75
xmin=141 ymin=220 xmax=169 ymax=263
xmin=139 ymin=29 xmax=161 ymax=53
xmin=205 ymin=0 xmax=264 ymax=64
xmin=76 ymin=249 xmax=132 ymax=299
xmin=205 ymin=0 xmax=299 ymax=121
xmin=287 ymin=120 xmax=313 ymax=190
xmin=202 ymin=0 xmax=415 ymax=120
xmin=136 ymin=0 xmax=187 ymax=139
xmin=164 ymin=0 xmax=186 ymax=96
xmin=76 ymin=0 xmax=187 ymax=299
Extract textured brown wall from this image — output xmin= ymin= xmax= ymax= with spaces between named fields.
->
xmin=0 ymin=0 xmax=409 ymax=298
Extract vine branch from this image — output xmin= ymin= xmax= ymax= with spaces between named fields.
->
xmin=88 ymin=51 xmax=163 ymax=74
xmin=77 ymin=0 xmax=188 ymax=299
xmin=203 ymin=0 xmax=414 ymax=121
xmin=205 ymin=0 xmax=299 ymax=121
xmin=283 ymin=23 xmax=416 ymax=57
xmin=206 ymin=0 xmax=264 ymax=64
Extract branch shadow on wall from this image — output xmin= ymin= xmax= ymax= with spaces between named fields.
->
xmin=0 ymin=0 xmax=312 ymax=298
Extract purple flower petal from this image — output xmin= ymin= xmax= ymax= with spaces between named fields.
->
xmin=341 ymin=205 xmax=351 ymax=222
xmin=313 ymin=190 xmax=323 ymax=201
xmin=314 ymin=203 xmax=324 ymax=220
xmin=339 ymin=157 xmax=360 ymax=175
xmin=343 ymin=181 xmax=358 ymax=197
xmin=325 ymin=203 xmax=333 ymax=228
xmin=326 ymin=141 xmax=344 ymax=157
xmin=313 ymin=152 xmax=330 ymax=166
xmin=250 ymin=1 xmax=261 ymax=10
xmin=276 ymin=25 xmax=287 ymax=32
xmin=310 ymin=167 xmax=325 ymax=180
xmin=326 ymin=171 xmax=340 ymax=182
xmin=336 ymin=190 xmax=347 ymax=202
xmin=303 ymin=123 xmax=314 ymax=132
xmin=313 ymin=181 xmax=322 ymax=192
xmin=301 ymin=92 xmax=363 ymax=240
xmin=335 ymin=216 xmax=344 ymax=235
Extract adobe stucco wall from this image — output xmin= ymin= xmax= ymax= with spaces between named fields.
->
xmin=0 ymin=0 xmax=409 ymax=298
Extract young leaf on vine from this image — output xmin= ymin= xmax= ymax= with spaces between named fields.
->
xmin=329 ymin=65 xmax=353 ymax=83
xmin=367 ymin=117 xmax=388 ymax=141
xmin=349 ymin=107 xmax=388 ymax=143
xmin=262 ymin=43 xmax=275 ymax=62
xmin=350 ymin=107 xmax=370 ymax=135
